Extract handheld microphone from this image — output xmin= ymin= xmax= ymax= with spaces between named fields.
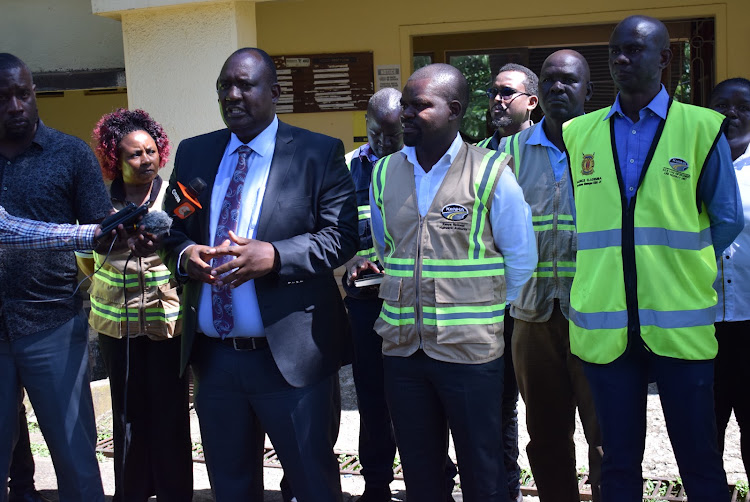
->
xmin=169 ymin=177 xmax=206 ymax=220
xmin=141 ymin=210 xmax=173 ymax=238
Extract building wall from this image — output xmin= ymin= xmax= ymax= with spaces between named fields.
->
xmin=2 ymin=0 xmax=124 ymax=72
xmin=256 ymin=0 xmax=750 ymax=152
xmin=36 ymin=91 xmax=128 ymax=150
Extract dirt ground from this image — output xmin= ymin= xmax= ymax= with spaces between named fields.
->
xmin=25 ymin=366 xmax=746 ymax=501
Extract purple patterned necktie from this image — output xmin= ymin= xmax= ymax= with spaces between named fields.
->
xmin=212 ymin=145 xmax=252 ymax=338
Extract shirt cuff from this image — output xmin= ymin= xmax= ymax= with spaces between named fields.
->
xmin=77 ymin=224 xmax=98 ymax=250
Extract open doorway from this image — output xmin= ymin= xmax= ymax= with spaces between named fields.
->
xmin=413 ymin=18 xmax=715 ymax=143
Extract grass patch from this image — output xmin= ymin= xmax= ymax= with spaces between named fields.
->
xmin=29 ymin=443 xmax=49 ymax=457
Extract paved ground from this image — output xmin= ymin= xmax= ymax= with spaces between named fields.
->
xmin=24 ymin=366 xmax=745 ymax=501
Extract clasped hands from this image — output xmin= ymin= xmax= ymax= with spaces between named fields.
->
xmin=183 ymin=230 xmax=276 ymax=288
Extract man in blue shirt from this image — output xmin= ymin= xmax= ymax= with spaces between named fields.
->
xmin=564 ymin=16 xmax=742 ymax=502
xmin=503 ymin=50 xmax=602 ymax=502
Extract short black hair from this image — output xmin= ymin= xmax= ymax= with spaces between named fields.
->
xmin=409 ymin=63 xmax=470 ymax=118
xmin=0 ymin=53 xmax=30 ymax=74
xmin=497 ymin=63 xmax=538 ymax=97
xmin=225 ymin=47 xmax=278 ymax=86
xmin=710 ymin=78 xmax=750 ymax=102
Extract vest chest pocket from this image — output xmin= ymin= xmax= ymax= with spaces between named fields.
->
xmin=432 ymin=276 xmax=503 ymax=345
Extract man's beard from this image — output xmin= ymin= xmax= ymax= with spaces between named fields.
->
xmin=490 ymin=114 xmax=512 ymax=130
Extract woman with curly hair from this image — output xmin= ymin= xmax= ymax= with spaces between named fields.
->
xmin=77 ymin=108 xmax=193 ymax=501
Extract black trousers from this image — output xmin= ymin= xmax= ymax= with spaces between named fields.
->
xmin=385 ymin=351 xmax=508 ymax=502
xmin=99 ymin=335 xmax=193 ymax=502
xmin=346 ymin=296 xmax=396 ymax=487
xmin=715 ymin=320 xmax=750 ymax=478
xmin=346 ymin=296 xmax=457 ymax=495
xmin=501 ymin=314 xmax=521 ymax=499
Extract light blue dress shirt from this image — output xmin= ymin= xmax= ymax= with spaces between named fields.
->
xmin=605 ymin=86 xmax=742 ymax=255
xmin=369 ymin=132 xmax=537 ymax=302
xmin=527 ymin=117 xmax=568 ymax=183
xmin=196 ymin=117 xmax=279 ymax=338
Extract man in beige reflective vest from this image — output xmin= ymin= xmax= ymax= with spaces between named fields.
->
xmin=370 ymin=63 xmax=536 ymax=501
xmin=499 ymin=50 xmax=602 ymax=502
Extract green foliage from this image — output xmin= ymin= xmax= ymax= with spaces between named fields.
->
xmin=673 ymin=42 xmax=692 ymax=104
xmin=413 ymin=55 xmax=432 ymax=71
xmin=520 ymin=467 xmax=534 ymax=486
xmin=411 ymin=54 xmax=493 ymax=143
xmin=29 ymin=442 xmax=50 ymax=457
xmin=736 ymin=479 xmax=749 ymax=499
xmin=449 ymin=55 xmax=493 ymax=142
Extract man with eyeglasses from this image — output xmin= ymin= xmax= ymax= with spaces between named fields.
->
xmin=478 ymin=63 xmax=539 ymax=150
xmin=477 ymin=62 xmax=539 ymax=502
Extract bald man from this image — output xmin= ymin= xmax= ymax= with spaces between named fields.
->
xmin=499 ymin=50 xmax=602 ymax=502
xmin=370 ymin=64 xmax=536 ymax=501
xmin=562 ymin=16 xmax=741 ymax=502
xmin=343 ymin=89 xmax=405 ymax=501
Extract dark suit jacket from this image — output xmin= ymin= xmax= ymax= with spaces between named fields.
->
xmin=159 ymin=121 xmax=357 ymax=388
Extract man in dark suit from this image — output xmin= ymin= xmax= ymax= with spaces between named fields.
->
xmin=159 ymin=47 xmax=358 ymax=502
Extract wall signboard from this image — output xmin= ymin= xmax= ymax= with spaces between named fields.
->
xmin=273 ymin=52 xmax=374 ymax=114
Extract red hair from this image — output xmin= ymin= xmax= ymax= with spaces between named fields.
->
xmin=92 ymin=108 xmax=171 ymax=181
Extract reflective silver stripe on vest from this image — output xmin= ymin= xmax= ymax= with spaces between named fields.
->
xmin=380 ymin=303 xmax=416 ymax=324
xmin=576 ymin=229 xmax=622 ymax=250
xmin=423 ymin=304 xmax=506 ymax=326
xmin=570 ymin=305 xmax=716 ymax=330
xmin=534 ymin=262 xmax=575 ymax=276
xmin=358 ymin=205 xmax=371 ymax=219
xmin=634 ymin=227 xmax=712 ymax=250
xmin=577 ymin=227 xmax=712 ymax=251
xmin=422 ymin=259 xmax=504 ymax=277
xmin=569 ymin=307 xmax=627 ymax=330
xmin=638 ymin=307 xmax=716 ymax=329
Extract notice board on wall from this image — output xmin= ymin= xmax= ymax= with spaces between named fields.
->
xmin=272 ymin=52 xmax=374 ymax=114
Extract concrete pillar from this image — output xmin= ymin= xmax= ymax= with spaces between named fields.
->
xmin=92 ymin=0 xmax=263 ymax=176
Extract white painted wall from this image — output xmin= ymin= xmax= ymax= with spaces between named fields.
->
xmin=120 ymin=1 xmax=257 ymax=176
xmin=2 ymin=0 xmax=124 ymax=72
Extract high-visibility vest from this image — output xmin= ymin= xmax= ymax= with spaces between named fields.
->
xmin=87 ymin=181 xmax=182 ymax=339
xmin=498 ymin=125 xmax=576 ymax=322
xmin=372 ymin=143 xmax=510 ymax=364
xmin=345 ymin=151 xmax=378 ymax=263
xmin=477 ymin=130 xmax=501 ymax=150
xmin=563 ymin=99 xmax=725 ymax=363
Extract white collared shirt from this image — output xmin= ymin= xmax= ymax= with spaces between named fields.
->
xmin=715 ymin=141 xmax=750 ymax=322
xmin=197 ymin=117 xmax=279 ymax=338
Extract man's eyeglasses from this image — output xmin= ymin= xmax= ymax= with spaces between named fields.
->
xmin=486 ymin=86 xmax=531 ymax=102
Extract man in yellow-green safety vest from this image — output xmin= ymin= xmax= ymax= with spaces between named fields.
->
xmin=562 ymin=15 xmax=743 ymax=502
xmin=370 ymin=63 xmax=537 ymax=501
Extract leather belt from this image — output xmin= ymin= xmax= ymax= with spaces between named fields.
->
xmin=203 ymin=334 xmax=269 ymax=351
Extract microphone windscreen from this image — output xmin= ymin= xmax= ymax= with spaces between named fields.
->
xmin=142 ymin=210 xmax=173 ymax=237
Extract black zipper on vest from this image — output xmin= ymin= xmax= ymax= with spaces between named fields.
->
xmin=610 ymin=102 xmax=669 ymax=353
